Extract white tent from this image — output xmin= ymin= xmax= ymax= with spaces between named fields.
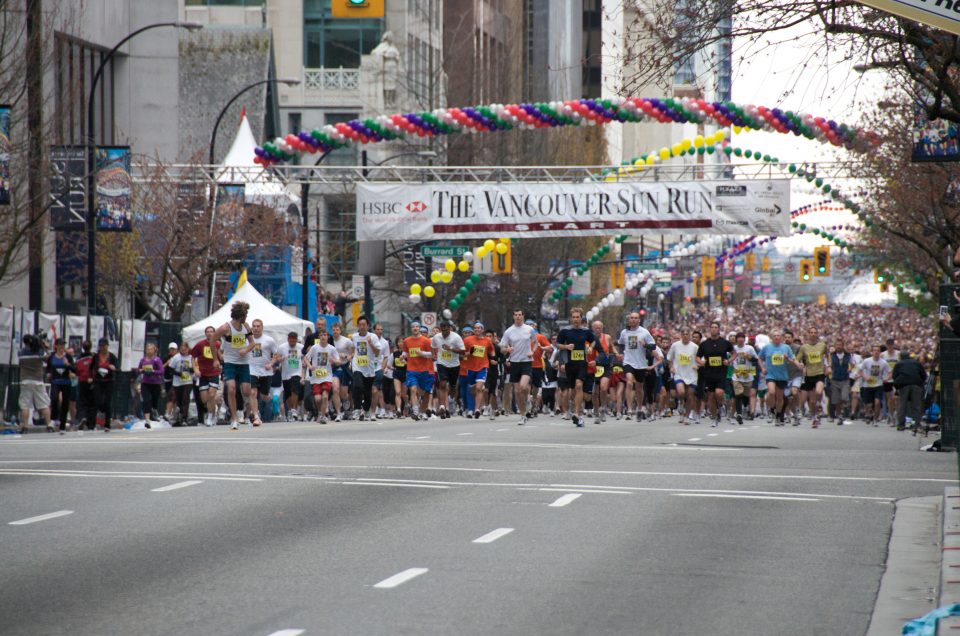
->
xmin=182 ymin=282 xmax=314 ymax=346
xmin=217 ymin=113 xmax=299 ymax=211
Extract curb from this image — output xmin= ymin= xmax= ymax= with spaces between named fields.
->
xmin=941 ymin=487 xmax=960 ymax=631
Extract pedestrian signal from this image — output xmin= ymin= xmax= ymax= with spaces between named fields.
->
xmin=745 ymin=253 xmax=755 ymax=271
xmin=492 ymin=242 xmax=511 ymax=273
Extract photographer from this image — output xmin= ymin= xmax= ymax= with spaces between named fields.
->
xmin=17 ymin=334 xmax=52 ymax=434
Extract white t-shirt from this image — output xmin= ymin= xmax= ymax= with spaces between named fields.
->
xmin=249 ymin=334 xmax=278 ymax=378
xmin=332 ymin=335 xmax=353 ymax=367
xmin=501 ymin=324 xmax=535 ymax=363
xmin=881 ymin=350 xmax=900 ymax=382
xmin=860 ymin=357 xmax=890 ymax=388
xmin=666 ymin=341 xmax=699 ymax=385
xmin=277 ymin=342 xmax=302 ymax=380
xmin=169 ymin=353 xmax=194 ymax=388
xmin=305 ymin=343 xmax=339 ymax=384
xmin=351 ymin=332 xmax=382 ymax=377
xmin=432 ymin=332 xmax=465 ymax=368
xmin=847 ymin=353 xmax=864 ymax=381
xmin=731 ymin=344 xmax=758 ymax=383
xmin=618 ymin=326 xmax=656 ymax=369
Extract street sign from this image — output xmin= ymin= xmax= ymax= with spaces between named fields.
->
xmin=654 ymin=281 xmax=672 ymax=289
xmin=350 ymin=275 xmax=365 ymax=299
xmin=420 ymin=312 xmax=437 ymax=329
xmin=632 ymin=262 xmax=667 ymax=270
xmin=421 ymin=245 xmax=469 ymax=258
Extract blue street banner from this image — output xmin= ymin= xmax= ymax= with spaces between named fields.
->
xmin=95 ymin=146 xmax=133 ymax=231
xmin=0 ymin=105 xmax=10 ymax=205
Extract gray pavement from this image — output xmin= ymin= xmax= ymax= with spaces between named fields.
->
xmin=1 ymin=412 xmax=956 ymax=635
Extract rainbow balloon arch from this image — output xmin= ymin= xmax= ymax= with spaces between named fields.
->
xmin=252 ymin=98 xmax=887 ymax=315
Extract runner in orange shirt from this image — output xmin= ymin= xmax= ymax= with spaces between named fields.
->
xmin=462 ymin=321 xmax=496 ymax=419
xmin=402 ymin=322 xmax=435 ymax=421
xmin=530 ymin=321 xmax=552 ymax=417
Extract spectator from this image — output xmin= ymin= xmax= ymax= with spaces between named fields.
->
xmin=17 ymin=334 xmax=52 ymax=433
xmin=892 ymin=350 xmax=927 ymax=432
xmin=93 ymin=338 xmax=118 ymax=432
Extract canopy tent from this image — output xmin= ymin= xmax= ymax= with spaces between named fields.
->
xmin=217 ymin=113 xmax=299 ymax=212
xmin=182 ymin=282 xmax=314 ymax=346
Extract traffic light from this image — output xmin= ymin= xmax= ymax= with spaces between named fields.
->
xmin=745 ymin=253 xmax=755 ymax=271
xmin=332 ymin=0 xmax=384 ymax=17
xmin=701 ymin=256 xmax=715 ymax=281
xmin=611 ymin=264 xmax=625 ymax=288
xmin=799 ymin=259 xmax=813 ymax=282
xmin=694 ymin=276 xmax=704 ymax=298
xmin=492 ymin=242 xmax=511 ymax=273
xmin=874 ymin=270 xmax=885 ymax=284
xmin=813 ymin=246 xmax=830 ymax=276
xmin=879 ymin=281 xmax=889 ymax=293
xmin=761 ymin=256 xmax=771 ymax=272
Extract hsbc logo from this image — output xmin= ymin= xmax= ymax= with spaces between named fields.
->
xmin=406 ymin=200 xmax=428 ymax=213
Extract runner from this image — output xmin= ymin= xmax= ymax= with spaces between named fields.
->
xmin=373 ymin=323 xmax=390 ymax=418
xmin=730 ymin=332 xmax=758 ymax=426
xmin=248 ymin=319 xmax=279 ymax=426
xmin=695 ymin=321 xmax=733 ymax=427
xmin=529 ymin=320 xmax=552 ymax=416
xmin=211 ymin=301 xmax=256 ymax=430
xmin=881 ymin=338 xmax=901 ymax=425
xmin=330 ymin=322 xmax=353 ymax=419
xmin=500 ymin=309 xmax=538 ymax=425
xmin=402 ymin=321 xmax=435 ymax=420
xmin=17 ymin=334 xmax=52 ymax=433
xmin=859 ymin=345 xmax=890 ymax=425
xmin=462 ymin=321 xmax=496 ymax=419
xmin=783 ymin=330 xmax=803 ymax=425
xmin=304 ymin=328 xmax=340 ymax=423
xmin=666 ymin=328 xmax=700 ymax=425
xmin=166 ymin=342 xmax=194 ymax=426
xmin=431 ymin=320 xmax=465 ymax=419
xmin=589 ymin=320 xmax=614 ymax=424
xmin=556 ymin=308 xmax=595 ymax=428
xmin=391 ymin=335 xmax=407 ymax=417
xmin=796 ymin=326 xmax=829 ymax=428
xmin=828 ymin=337 xmax=854 ymax=425
xmin=350 ymin=316 xmax=383 ymax=421
xmin=277 ymin=332 xmax=304 ymax=421
xmin=617 ymin=311 xmax=657 ymax=421
xmin=758 ymin=330 xmax=797 ymax=426
xmin=191 ymin=326 xmax=222 ymax=427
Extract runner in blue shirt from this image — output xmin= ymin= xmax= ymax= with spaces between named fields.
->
xmin=759 ymin=330 xmax=802 ymax=426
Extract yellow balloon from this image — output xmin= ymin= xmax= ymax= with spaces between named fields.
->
xmin=705 ymin=134 xmax=716 ymax=146
xmin=498 ymin=237 xmax=510 ymax=244
xmin=423 ymin=285 xmax=435 ymax=298
xmin=658 ymin=147 xmax=670 ymax=161
xmin=483 ymin=239 xmax=496 ymax=251
xmin=444 ymin=258 xmax=456 ymax=272
xmin=476 ymin=246 xmax=488 ymax=258
xmin=457 ymin=260 xmax=470 ymax=272
xmin=410 ymin=283 xmax=422 ymax=295
xmin=693 ymin=135 xmax=705 ymax=148
xmin=440 ymin=271 xmax=453 ymax=284
xmin=633 ymin=158 xmax=645 ymax=166
xmin=496 ymin=242 xmax=508 ymax=254
xmin=645 ymin=155 xmax=656 ymax=166
xmin=716 ymin=129 xmax=727 ymax=141
xmin=604 ymin=174 xmax=617 ymax=182
xmin=671 ymin=143 xmax=682 ymax=156
xmin=681 ymin=139 xmax=692 ymax=151
xmin=733 ymin=125 xmax=742 ymax=135
xmin=635 ymin=162 xmax=646 ymax=171
xmin=430 ymin=270 xmax=442 ymax=283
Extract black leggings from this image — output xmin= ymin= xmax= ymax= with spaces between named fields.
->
xmin=141 ymin=383 xmax=162 ymax=417
xmin=79 ymin=383 xmax=97 ymax=428
xmin=94 ymin=381 xmax=114 ymax=424
xmin=352 ymin=372 xmax=375 ymax=412
xmin=173 ymin=386 xmax=193 ymax=424
xmin=50 ymin=384 xmax=71 ymax=429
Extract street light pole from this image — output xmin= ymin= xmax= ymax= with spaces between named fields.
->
xmin=300 ymin=150 xmax=331 ymax=320
xmin=85 ymin=20 xmax=202 ymax=316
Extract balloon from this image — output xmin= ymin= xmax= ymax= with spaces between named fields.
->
xmin=495 ymin=243 xmax=508 ymax=255
xmin=440 ymin=271 xmax=453 ymax=284
xmin=410 ymin=283 xmax=422 ymax=295
xmin=658 ymin=147 xmax=670 ymax=160
xmin=449 ymin=299 xmax=460 ymax=309
xmin=462 ymin=251 xmax=473 ymax=260
xmin=476 ymin=247 xmax=487 ymax=258
xmin=409 ymin=294 xmax=421 ymax=303
xmin=430 ymin=270 xmax=442 ymax=283
xmin=457 ymin=260 xmax=470 ymax=272
xmin=444 ymin=259 xmax=456 ymax=272
xmin=645 ymin=155 xmax=656 ymax=166
xmin=498 ymin=237 xmax=510 ymax=244
xmin=693 ymin=135 xmax=705 ymax=147
xmin=671 ymin=143 xmax=682 ymax=156
xmin=483 ymin=239 xmax=496 ymax=251
xmin=423 ymin=285 xmax=435 ymax=298
xmin=681 ymin=139 xmax=692 ymax=151
xmin=442 ymin=309 xmax=453 ymax=320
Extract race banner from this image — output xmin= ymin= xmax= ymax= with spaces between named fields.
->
xmin=95 ymin=146 xmax=133 ymax=231
xmin=355 ymin=180 xmax=791 ymax=240
xmin=0 ymin=307 xmax=12 ymax=364
xmin=857 ymin=0 xmax=960 ymax=36
xmin=0 ymin=105 xmax=10 ymax=205
xmin=50 ymin=145 xmax=87 ymax=230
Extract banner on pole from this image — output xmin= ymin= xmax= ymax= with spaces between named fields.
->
xmin=50 ymin=145 xmax=87 ymax=230
xmin=0 ymin=307 xmax=12 ymax=364
xmin=355 ymin=180 xmax=791 ymax=240
xmin=0 ymin=105 xmax=10 ymax=205
xmin=65 ymin=315 xmax=87 ymax=352
xmin=95 ymin=146 xmax=133 ymax=231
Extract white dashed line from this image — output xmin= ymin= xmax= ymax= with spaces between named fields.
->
xmin=472 ymin=527 xmax=514 ymax=544
xmin=267 ymin=630 xmax=306 ymax=636
xmin=456 ymin=432 xmax=473 ymax=436
xmin=374 ymin=568 xmax=429 ymax=588
xmin=707 ymin=433 xmax=719 ymax=437
xmin=723 ymin=430 xmax=735 ymax=433
xmin=549 ymin=493 xmax=582 ymax=507
xmin=410 ymin=436 xmax=431 ymax=440
xmin=342 ymin=482 xmax=449 ymax=489
xmin=9 ymin=510 xmax=74 ymax=525
xmin=688 ymin=438 xmax=701 ymax=442
xmin=673 ymin=493 xmax=820 ymax=502
xmin=496 ymin=428 xmax=509 ymax=432
xmin=151 ymin=480 xmax=203 ymax=492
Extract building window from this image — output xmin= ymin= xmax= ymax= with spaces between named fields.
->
xmin=304 ymin=0 xmax=383 ymax=68
xmin=54 ymin=34 xmax=115 ymax=146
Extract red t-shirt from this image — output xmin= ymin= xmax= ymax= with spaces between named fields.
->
xmin=462 ymin=335 xmax=494 ymax=372
xmin=403 ymin=336 xmax=435 ymax=373
xmin=532 ymin=333 xmax=551 ymax=369
xmin=191 ymin=339 xmax=221 ymax=377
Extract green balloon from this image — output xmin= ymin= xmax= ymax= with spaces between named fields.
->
xmin=465 ymin=280 xmax=475 ymax=290
xmin=449 ymin=300 xmax=459 ymax=310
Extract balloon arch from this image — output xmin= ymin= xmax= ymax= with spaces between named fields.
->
xmin=252 ymin=98 xmax=887 ymax=315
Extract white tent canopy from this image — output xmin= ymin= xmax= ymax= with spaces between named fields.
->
xmin=217 ymin=113 xmax=299 ymax=210
xmin=182 ymin=282 xmax=314 ymax=346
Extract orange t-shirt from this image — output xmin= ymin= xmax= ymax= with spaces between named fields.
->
xmin=403 ymin=335 xmax=435 ymax=373
xmin=532 ymin=333 xmax=551 ymax=369
xmin=462 ymin=335 xmax=494 ymax=372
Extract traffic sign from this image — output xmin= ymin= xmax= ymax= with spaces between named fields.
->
xmin=654 ymin=281 xmax=672 ymax=289
xmin=351 ymin=275 xmax=365 ymax=299
xmin=632 ymin=262 xmax=666 ymax=270
xmin=421 ymin=245 xmax=468 ymax=258
xmin=420 ymin=312 xmax=437 ymax=329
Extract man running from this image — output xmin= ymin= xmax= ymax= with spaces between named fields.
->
xmin=529 ymin=320 xmax=552 ymax=416
xmin=796 ymin=326 xmax=829 ymax=428
xmin=556 ymin=307 xmax=596 ymax=427
xmin=350 ymin=316 xmax=383 ymax=421
xmin=462 ymin=322 xmax=495 ymax=419
xmin=589 ymin=319 xmax=614 ymax=424
xmin=500 ymin=309 xmax=538 ymax=425
xmin=667 ymin=328 xmax=699 ymax=424
xmin=304 ymin=328 xmax=340 ymax=423
xmin=859 ymin=345 xmax=890 ymax=425
xmin=829 ymin=337 xmax=854 ymax=424
xmin=695 ymin=321 xmax=733 ymax=427
xmin=276 ymin=331 xmax=304 ymax=421
xmin=330 ymin=322 xmax=353 ymax=419
xmin=211 ymin=301 xmax=255 ymax=430
xmin=191 ymin=326 xmax=222 ymax=427
xmin=402 ymin=321 xmax=435 ymax=420
xmin=758 ymin=330 xmax=797 ymax=426
xmin=248 ymin=319 xmax=279 ymax=426
xmin=730 ymin=332 xmax=758 ymax=425
xmin=431 ymin=321 xmax=465 ymax=419
xmin=617 ymin=311 xmax=657 ymax=420
xmin=881 ymin=338 xmax=901 ymax=425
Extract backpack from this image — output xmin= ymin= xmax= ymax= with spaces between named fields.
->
xmin=75 ymin=355 xmax=93 ymax=382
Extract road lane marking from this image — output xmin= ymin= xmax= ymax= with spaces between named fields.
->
xmin=723 ymin=430 xmax=735 ymax=433
xmin=496 ymin=428 xmax=509 ymax=432
xmin=456 ymin=433 xmax=473 ymax=436
xmin=707 ymin=433 xmax=719 ymax=437
xmin=549 ymin=493 xmax=581 ymax=507
xmin=342 ymin=482 xmax=449 ymax=489
xmin=0 ymin=469 xmax=260 ymax=482
xmin=532 ymin=488 xmax=631 ymax=495
xmin=151 ymin=480 xmax=203 ymax=492
xmin=472 ymin=528 xmax=514 ymax=544
xmin=267 ymin=630 xmax=305 ymax=636
xmin=374 ymin=568 xmax=428 ymax=588
xmin=688 ymin=438 xmax=701 ymax=441
xmin=673 ymin=493 xmax=820 ymax=502
xmin=9 ymin=510 xmax=74 ymax=525
xmin=410 ymin=436 xmax=431 ymax=440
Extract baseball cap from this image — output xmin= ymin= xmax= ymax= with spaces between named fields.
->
xmin=168 ymin=342 xmax=178 ymax=350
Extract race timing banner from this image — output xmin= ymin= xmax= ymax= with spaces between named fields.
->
xmin=355 ymin=179 xmax=791 ymax=240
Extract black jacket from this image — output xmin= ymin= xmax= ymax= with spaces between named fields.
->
xmin=892 ymin=358 xmax=926 ymax=388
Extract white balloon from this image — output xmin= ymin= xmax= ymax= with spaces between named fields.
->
xmin=462 ymin=251 xmax=473 ymax=260
xmin=600 ymin=298 xmax=610 ymax=307
xmin=409 ymin=294 xmax=421 ymax=302
xmin=613 ymin=289 xmax=621 ymax=297
xmin=442 ymin=308 xmax=453 ymax=319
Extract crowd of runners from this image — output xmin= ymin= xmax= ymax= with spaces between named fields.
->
xmin=15 ymin=299 xmax=941 ymax=435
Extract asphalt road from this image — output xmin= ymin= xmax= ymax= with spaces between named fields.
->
xmin=1 ymin=412 xmax=956 ymax=636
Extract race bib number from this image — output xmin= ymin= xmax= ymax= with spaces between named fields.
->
xmin=287 ymin=355 xmax=299 ymax=369
xmin=409 ymin=347 xmax=420 ymax=358
xmin=313 ymin=368 xmax=329 ymax=379
xmin=807 ymin=352 xmax=821 ymax=364
xmin=771 ymin=354 xmax=785 ymax=366
xmin=677 ymin=353 xmax=691 ymax=366
xmin=356 ymin=355 xmax=369 ymax=367
xmin=180 ymin=372 xmax=192 ymax=382
xmin=203 ymin=346 xmax=213 ymax=359
xmin=231 ymin=334 xmax=246 ymax=349
xmin=395 ymin=358 xmax=406 ymax=368
xmin=613 ymin=366 xmax=623 ymax=374
xmin=595 ymin=366 xmax=605 ymax=378
xmin=735 ymin=368 xmax=750 ymax=379
xmin=472 ymin=345 xmax=486 ymax=358
xmin=142 ymin=364 xmax=153 ymax=373
xmin=708 ymin=356 xmax=722 ymax=367
xmin=441 ymin=350 xmax=455 ymax=362
xmin=570 ymin=350 xmax=585 ymax=361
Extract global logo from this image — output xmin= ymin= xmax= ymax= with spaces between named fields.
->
xmin=406 ymin=200 xmax=428 ymax=213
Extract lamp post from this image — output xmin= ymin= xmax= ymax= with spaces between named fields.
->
xmin=85 ymin=20 xmax=203 ymax=316
xmin=299 ymin=151 xmax=331 ymax=320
